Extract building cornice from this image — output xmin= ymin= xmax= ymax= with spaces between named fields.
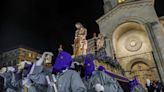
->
xmin=96 ymin=0 xmax=153 ymax=24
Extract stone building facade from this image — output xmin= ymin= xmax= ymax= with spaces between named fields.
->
xmin=0 ymin=46 xmax=41 ymax=67
xmin=96 ymin=0 xmax=164 ymax=85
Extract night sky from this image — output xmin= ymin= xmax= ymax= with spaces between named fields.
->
xmin=0 ymin=0 xmax=164 ymax=55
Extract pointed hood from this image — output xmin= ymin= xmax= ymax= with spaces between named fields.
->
xmin=84 ymin=55 xmax=95 ymax=80
xmin=53 ymin=51 xmax=72 ymax=73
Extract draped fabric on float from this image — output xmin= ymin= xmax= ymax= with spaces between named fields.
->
xmin=118 ymin=80 xmax=130 ymax=92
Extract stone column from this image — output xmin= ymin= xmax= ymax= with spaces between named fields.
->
xmin=145 ymin=22 xmax=164 ymax=84
xmin=105 ymin=38 xmax=112 ymax=56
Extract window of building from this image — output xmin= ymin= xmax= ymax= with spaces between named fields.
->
xmin=31 ymin=53 xmax=35 ymax=58
xmin=118 ymin=0 xmax=125 ymax=3
xmin=20 ymin=50 xmax=26 ymax=56
xmin=28 ymin=53 xmax=32 ymax=57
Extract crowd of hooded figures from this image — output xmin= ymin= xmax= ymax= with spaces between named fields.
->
xmin=145 ymin=79 xmax=164 ymax=92
xmin=0 ymin=50 xmax=162 ymax=92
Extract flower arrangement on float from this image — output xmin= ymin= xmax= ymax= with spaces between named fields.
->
xmin=73 ymin=48 xmax=123 ymax=71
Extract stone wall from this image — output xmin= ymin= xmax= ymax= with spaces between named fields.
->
xmin=96 ymin=0 xmax=164 ymax=84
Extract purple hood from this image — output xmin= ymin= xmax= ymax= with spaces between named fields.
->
xmin=84 ymin=56 xmax=95 ymax=80
xmin=53 ymin=51 xmax=72 ymax=73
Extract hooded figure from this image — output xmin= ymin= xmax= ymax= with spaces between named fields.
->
xmin=30 ymin=52 xmax=54 ymax=76
xmin=84 ymin=56 xmax=95 ymax=80
xmin=130 ymin=78 xmax=146 ymax=92
xmin=9 ymin=61 xmax=34 ymax=92
xmin=10 ymin=60 xmax=49 ymax=92
xmin=52 ymin=51 xmax=72 ymax=73
xmin=83 ymin=56 xmax=124 ymax=92
xmin=47 ymin=51 xmax=86 ymax=92
xmin=0 ymin=66 xmax=18 ymax=92
xmin=145 ymin=79 xmax=154 ymax=92
xmin=98 ymin=66 xmax=130 ymax=92
xmin=24 ymin=52 xmax=54 ymax=92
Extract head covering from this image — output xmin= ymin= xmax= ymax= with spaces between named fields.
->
xmin=53 ymin=51 xmax=72 ymax=73
xmin=130 ymin=78 xmax=139 ymax=92
xmin=97 ymin=66 xmax=106 ymax=72
xmin=134 ymin=78 xmax=139 ymax=85
xmin=84 ymin=55 xmax=95 ymax=80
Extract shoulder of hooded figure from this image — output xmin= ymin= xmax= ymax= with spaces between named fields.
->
xmin=42 ymin=66 xmax=52 ymax=75
xmin=87 ymin=70 xmax=103 ymax=80
xmin=67 ymin=69 xmax=78 ymax=74
xmin=96 ymin=70 xmax=116 ymax=82
xmin=94 ymin=70 xmax=107 ymax=77
xmin=3 ymin=71 xmax=12 ymax=77
xmin=66 ymin=70 xmax=81 ymax=77
xmin=30 ymin=65 xmax=44 ymax=75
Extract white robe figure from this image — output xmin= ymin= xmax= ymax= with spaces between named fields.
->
xmin=8 ymin=65 xmax=33 ymax=92
xmin=10 ymin=59 xmax=49 ymax=92
xmin=23 ymin=52 xmax=54 ymax=92
xmin=1 ymin=71 xmax=17 ymax=92
xmin=0 ymin=67 xmax=18 ymax=92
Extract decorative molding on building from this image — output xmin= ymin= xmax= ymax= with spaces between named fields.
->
xmin=0 ymin=45 xmax=41 ymax=54
xmin=125 ymin=36 xmax=142 ymax=52
xmin=96 ymin=0 xmax=153 ymax=25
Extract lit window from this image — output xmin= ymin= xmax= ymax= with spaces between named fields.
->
xmin=118 ymin=0 xmax=125 ymax=3
xmin=28 ymin=53 xmax=32 ymax=57
xmin=32 ymin=54 xmax=35 ymax=58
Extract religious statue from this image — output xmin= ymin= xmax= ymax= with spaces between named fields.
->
xmin=74 ymin=22 xmax=88 ymax=56
xmin=75 ymin=22 xmax=87 ymax=40
xmin=96 ymin=33 xmax=105 ymax=50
